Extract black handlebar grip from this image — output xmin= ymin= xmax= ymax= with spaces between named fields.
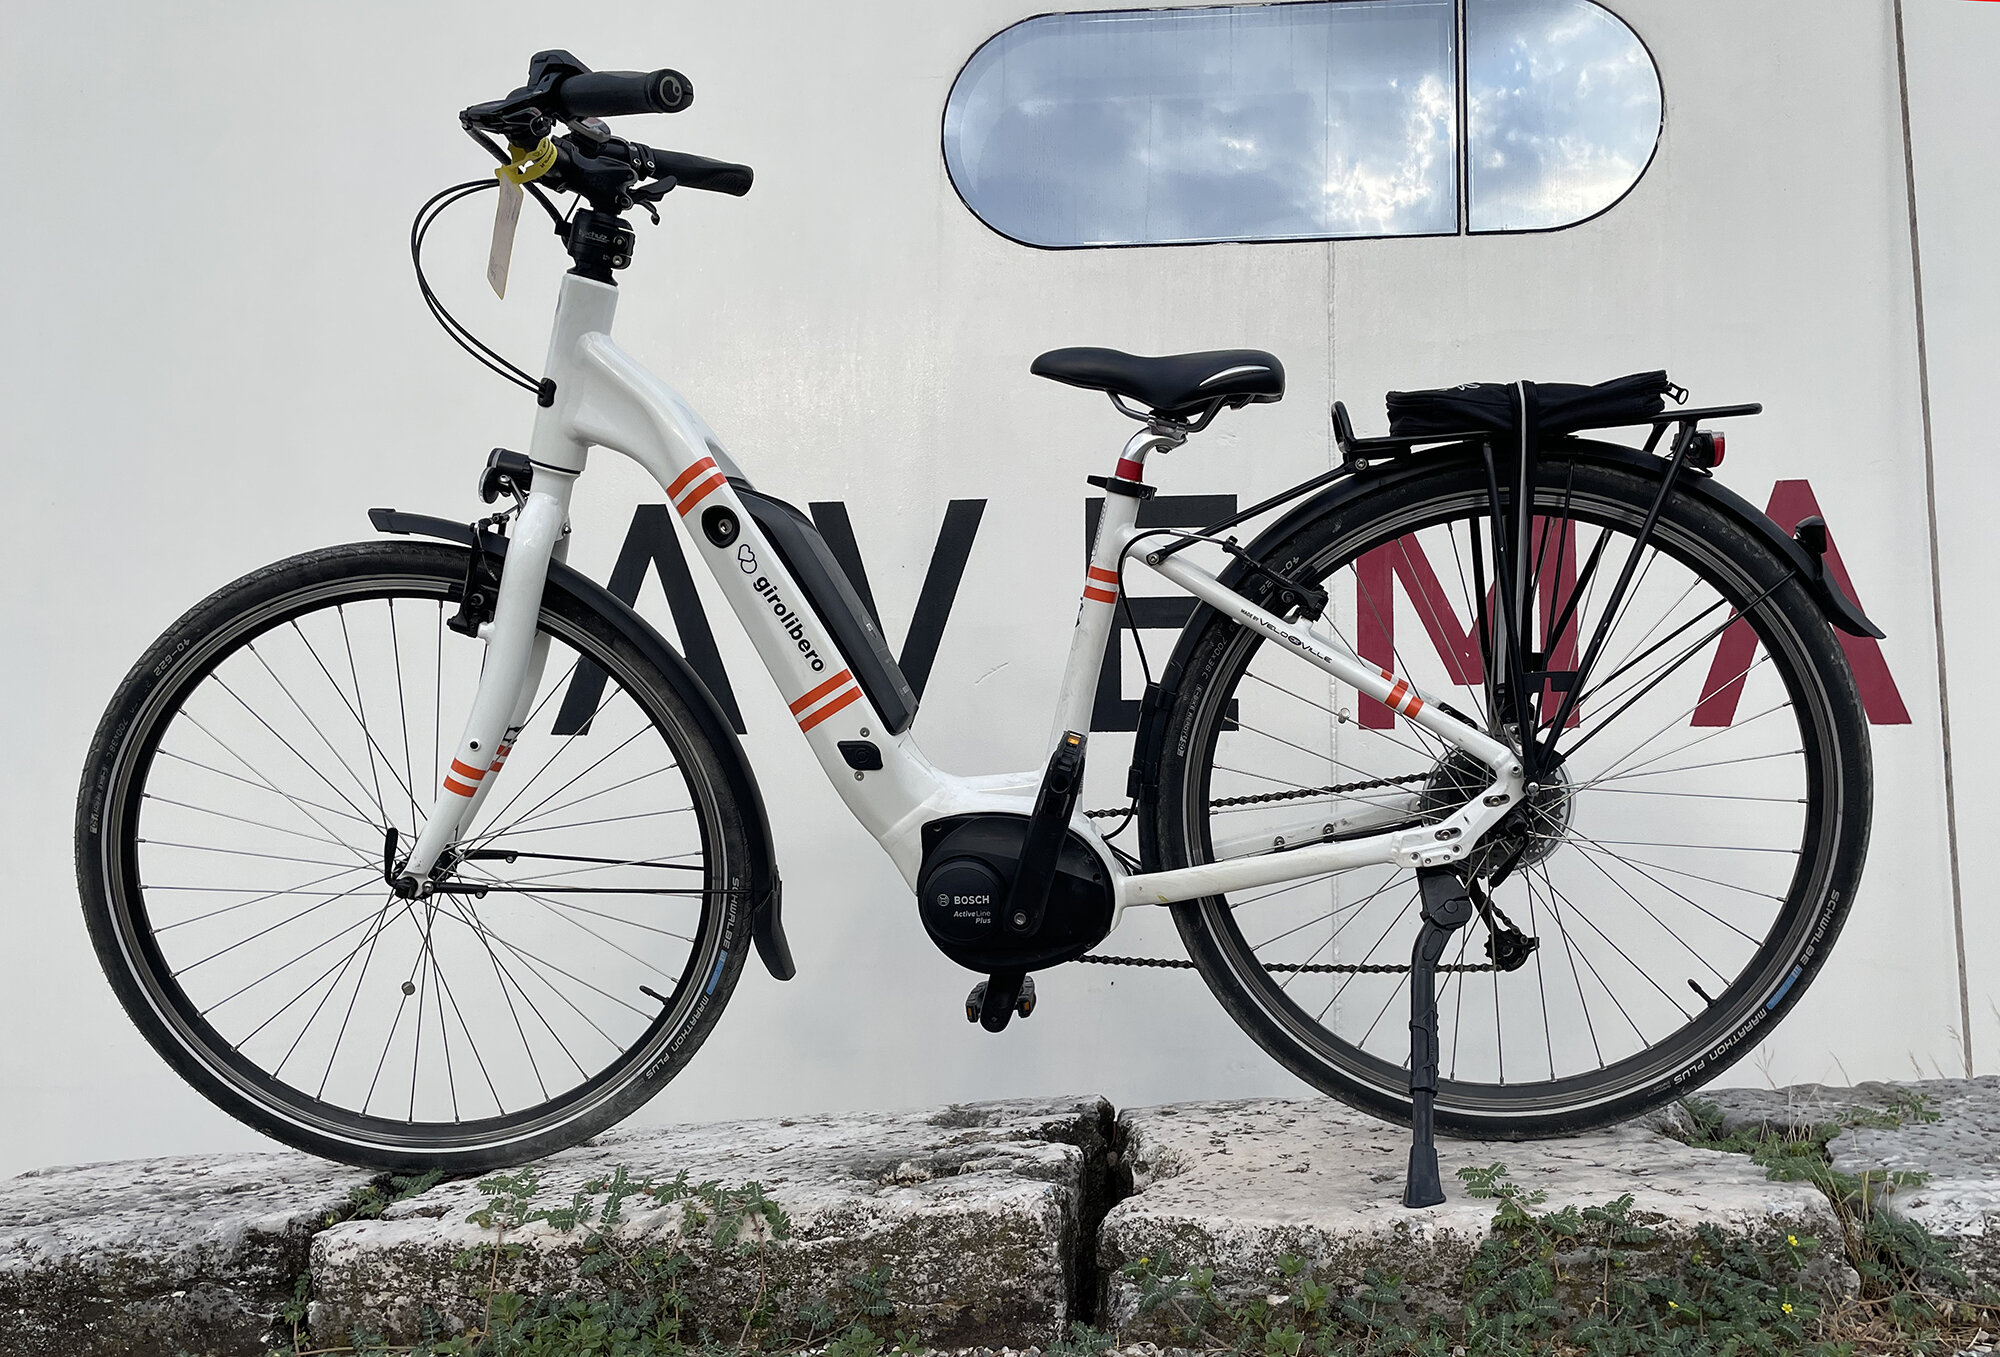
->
xmin=560 ymin=68 xmax=694 ymax=117
xmin=648 ymin=148 xmax=754 ymax=197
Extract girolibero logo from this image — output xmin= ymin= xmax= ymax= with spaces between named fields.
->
xmin=751 ymin=574 xmax=828 ymax=672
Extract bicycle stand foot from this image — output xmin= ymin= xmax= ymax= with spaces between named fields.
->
xmin=1404 ymin=868 xmax=1474 ymax=1209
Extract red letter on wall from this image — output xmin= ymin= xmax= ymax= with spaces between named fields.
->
xmin=1692 ymin=480 xmax=1909 ymax=726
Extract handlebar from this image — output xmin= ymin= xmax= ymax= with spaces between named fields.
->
xmin=643 ymin=147 xmax=753 ymax=197
xmin=559 ymin=68 xmax=694 ymax=118
xmin=460 ymin=51 xmax=751 ymax=209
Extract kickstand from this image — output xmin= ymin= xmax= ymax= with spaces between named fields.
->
xmin=1405 ymin=868 xmax=1476 ymax=1208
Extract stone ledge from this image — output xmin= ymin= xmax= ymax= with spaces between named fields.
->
xmin=1095 ymin=1098 xmax=1846 ymax=1341
xmin=1701 ymin=1076 xmax=2000 ymax=1290
xmin=308 ymin=1095 xmax=1113 ymax=1350
xmin=0 ymin=1150 xmax=376 ymax=1357
xmin=4 ymin=1081 xmax=1999 ymax=1355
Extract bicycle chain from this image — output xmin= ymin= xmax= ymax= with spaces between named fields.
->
xmin=1079 ymin=771 xmax=1495 ymax=975
xmin=1076 ymin=954 xmax=1496 ymax=974
xmin=1082 ymin=771 xmax=1428 ymax=820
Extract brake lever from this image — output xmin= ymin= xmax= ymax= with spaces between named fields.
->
xmin=630 ymin=178 xmax=676 ymax=223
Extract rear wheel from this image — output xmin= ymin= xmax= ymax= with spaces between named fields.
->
xmin=1147 ymin=454 xmax=1871 ymax=1136
xmin=77 ymin=541 xmax=754 ymax=1170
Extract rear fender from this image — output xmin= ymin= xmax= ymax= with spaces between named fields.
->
xmin=368 ymin=508 xmax=793 ymax=982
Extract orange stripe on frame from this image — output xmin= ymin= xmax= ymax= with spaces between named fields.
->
xmin=449 ymin=758 xmax=487 ymax=782
xmin=1082 ymin=586 xmax=1117 ymax=604
xmin=1385 ymin=680 xmax=1410 ymax=711
xmin=675 ymin=470 xmax=730 ymax=516
xmin=798 ymin=685 xmax=863 ymax=733
xmin=443 ymin=776 xmax=478 ymax=797
xmin=1087 ymin=566 xmax=1119 ymax=585
xmin=665 ymin=456 xmax=718 ymax=501
xmin=789 ymin=669 xmax=855 ymax=715
xmin=1403 ymin=694 xmax=1425 ymax=717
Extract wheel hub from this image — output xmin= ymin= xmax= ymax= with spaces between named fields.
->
xmin=1422 ymin=751 xmax=1574 ymax=876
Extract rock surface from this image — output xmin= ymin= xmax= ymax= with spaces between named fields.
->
xmin=0 ymin=1150 xmax=376 ymax=1357
xmin=1095 ymin=1098 xmax=1845 ymax=1340
xmin=308 ymin=1096 xmax=1115 ymax=1349
xmin=1696 ymin=1077 xmax=2000 ymax=1289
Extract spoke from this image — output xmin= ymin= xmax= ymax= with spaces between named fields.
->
xmin=141 ymin=839 xmax=369 ymax=872
xmin=1351 ymin=567 xmax=1447 ymax=756
xmin=387 ymin=598 xmax=422 ymax=832
xmin=444 ymin=896 xmax=551 ymax=1100
xmin=1567 ymin=833 xmax=1768 ymax=949
xmin=153 ymin=749 xmax=378 ymax=830
xmin=1527 ymin=867 xmax=1603 ymax=1068
xmin=245 ymin=640 xmax=389 ymax=826
xmin=460 ymin=863 xmax=698 ymax=945
xmin=205 ymin=678 xmax=383 ymax=832
xmin=442 ymin=903 xmax=633 ymax=1059
xmin=1522 ymin=881 xmax=1557 ymax=1080
xmin=245 ymin=897 xmax=406 ymax=1054
xmin=474 ymin=807 xmax=694 ymax=838
xmin=462 ymin=665 xmax=627 ymax=840
xmin=1317 ymin=885 xmax=1421 ymax=1020
xmin=202 ymin=889 xmax=397 ymax=1021
xmin=333 ymin=607 xmax=396 ymax=820
xmin=1565 ymin=837 xmax=1738 ymax=983
xmin=317 ymin=898 xmax=406 ymax=1099
xmin=1558 ymin=615 xmax=1777 ymax=762
xmin=178 ymin=712 xmax=381 ymax=845
xmin=1538 ymin=870 xmax=1693 ymax=1023
xmin=1587 ymin=786 xmax=1804 ymax=805
xmin=1241 ymin=670 xmax=1439 ymax=766
xmin=178 ymin=876 xmax=383 ymax=977
xmin=474 ymin=764 xmax=678 ymax=843
xmin=1575 ymin=748 xmax=1803 ymax=788
xmin=1565 ymin=842 xmax=1787 ymax=902
xmin=1248 ymin=875 xmax=1399 ymax=951
xmin=149 ymin=864 xmax=375 ymax=932
xmin=1535 ymin=865 xmax=1645 ymax=1049
xmin=270 ymin=896 xmax=401 ymax=1077
xmin=142 ymin=794 xmax=364 ymax=853
xmin=1582 ymin=699 xmax=1788 ymax=790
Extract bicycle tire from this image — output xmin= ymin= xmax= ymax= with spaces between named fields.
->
xmin=76 ymin=540 xmax=755 ymax=1171
xmin=1144 ymin=452 xmax=1871 ymax=1137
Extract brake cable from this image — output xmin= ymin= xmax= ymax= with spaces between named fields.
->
xmin=410 ymin=131 xmax=568 ymax=399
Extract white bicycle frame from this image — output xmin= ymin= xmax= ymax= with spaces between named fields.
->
xmin=398 ymin=272 xmax=1527 ymax=919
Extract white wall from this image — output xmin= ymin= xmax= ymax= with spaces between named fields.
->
xmin=0 ymin=0 xmax=1990 ymax=1177
xmin=1902 ymin=0 xmax=2000 ymax=1072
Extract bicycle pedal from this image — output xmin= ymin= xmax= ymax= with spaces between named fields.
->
xmin=967 ymin=971 xmax=1032 ymax=1032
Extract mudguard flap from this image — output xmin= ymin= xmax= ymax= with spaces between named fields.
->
xmin=369 ymin=508 xmax=794 ymax=981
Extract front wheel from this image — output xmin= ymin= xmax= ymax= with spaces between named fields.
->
xmin=1146 ymin=454 xmax=1871 ymax=1137
xmin=77 ymin=541 xmax=755 ymax=1171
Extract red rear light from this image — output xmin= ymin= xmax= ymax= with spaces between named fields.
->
xmin=1711 ymin=432 xmax=1726 ymax=466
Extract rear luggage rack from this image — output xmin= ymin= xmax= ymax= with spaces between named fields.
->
xmin=1332 ymin=398 xmax=1764 ymax=467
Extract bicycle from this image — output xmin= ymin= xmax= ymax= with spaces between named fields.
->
xmin=75 ymin=51 xmax=1877 ymax=1206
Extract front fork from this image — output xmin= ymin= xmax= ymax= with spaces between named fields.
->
xmin=393 ymin=486 xmax=570 ymax=893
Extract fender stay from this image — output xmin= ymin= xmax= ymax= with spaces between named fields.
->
xmin=368 ymin=507 xmax=793 ymax=982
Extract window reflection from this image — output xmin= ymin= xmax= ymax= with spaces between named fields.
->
xmin=944 ymin=1 xmax=1459 ymax=247
xmin=1466 ymin=0 xmax=1662 ymax=232
xmin=943 ymin=0 xmax=1662 ymax=247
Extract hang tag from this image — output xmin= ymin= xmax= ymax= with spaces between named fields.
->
xmin=487 ymin=177 xmax=523 ymax=299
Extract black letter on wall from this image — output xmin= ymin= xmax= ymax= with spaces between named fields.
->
xmin=809 ymin=500 xmax=986 ymax=699
xmin=1085 ymin=494 xmax=1237 ymax=732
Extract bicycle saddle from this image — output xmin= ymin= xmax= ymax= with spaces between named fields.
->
xmin=1031 ymin=346 xmax=1285 ymax=419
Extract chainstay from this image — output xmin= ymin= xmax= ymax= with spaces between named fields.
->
xmin=1084 ymin=771 xmax=1428 ymax=820
xmin=1075 ymin=954 xmax=1495 ymax=974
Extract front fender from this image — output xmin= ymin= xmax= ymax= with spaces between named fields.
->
xmin=368 ymin=508 xmax=794 ymax=982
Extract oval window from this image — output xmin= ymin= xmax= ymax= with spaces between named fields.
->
xmin=942 ymin=0 xmax=1662 ymax=247
xmin=1465 ymin=0 xmax=1662 ymax=232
